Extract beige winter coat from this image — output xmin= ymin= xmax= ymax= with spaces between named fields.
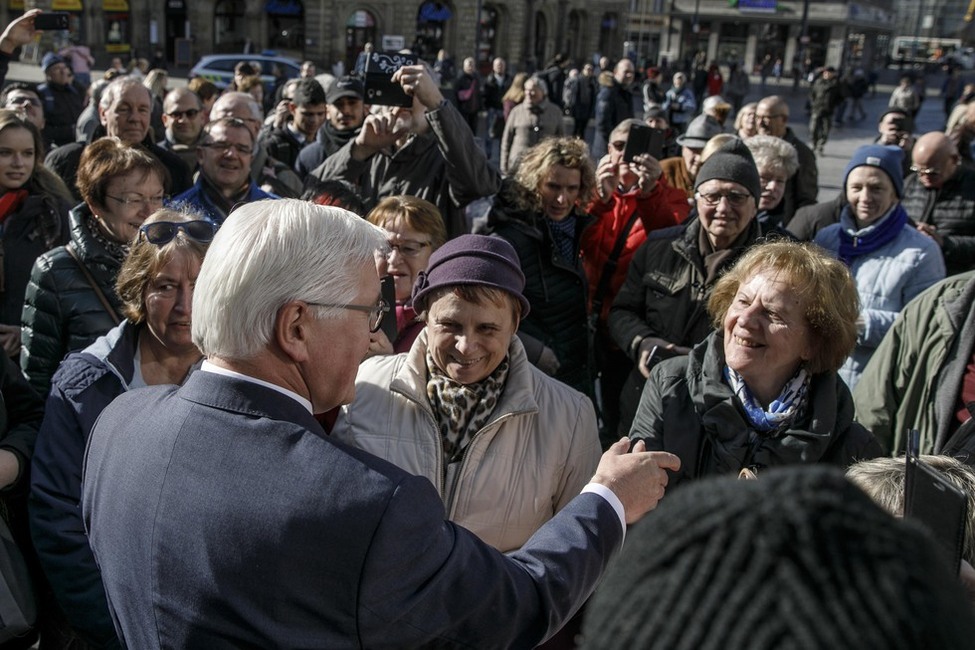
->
xmin=333 ymin=330 xmax=601 ymax=552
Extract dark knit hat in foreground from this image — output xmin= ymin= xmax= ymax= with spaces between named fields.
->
xmin=581 ymin=466 xmax=975 ymax=650
xmin=693 ymin=137 xmax=762 ymax=204
xmin=843 ymin=144 xmax=905 ymax=198
xmin=411 ymin=234 xmax=530 ymax=316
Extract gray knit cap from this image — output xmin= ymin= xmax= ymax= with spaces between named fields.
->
xmin=693 ymin=137 xmax=762 ymax=203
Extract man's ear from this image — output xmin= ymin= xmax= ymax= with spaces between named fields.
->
xmin=273 ymin=301 xmax=313 ymax=363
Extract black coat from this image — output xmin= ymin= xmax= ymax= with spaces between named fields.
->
xmin=630 ymin=331 xmax=883 ymax=486
xmin=901 ymin=165 xmax=975 ymax=276
xmin=38 ymin=81 xmax=85 ymax=148
xmin=485 ymin=187 xmax=594 ymax=395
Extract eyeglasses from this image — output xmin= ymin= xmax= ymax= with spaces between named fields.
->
xmin=610 ymin=140 xmax=627 ymax=152
xmin=755 ymin=113 xmax=787 ymax=122
xmin=6 ymin=96 xmax=41 ymax=108
xmin=106 ymin=194 xmax=168 ymax=209
xmin=696 ymin=191 xmax=752 ymax=207
xmin=305 ymin=299 xmax=390 ymax=333
xmin=167 ymin=108 xmax=200 ymax=119
xmin=909 ymin=165 xmax=942 ymax=178
xmin=201 ymin=141 xmax=253 ymax=156
xmin=387 ymin=240 xmax=431 ymax=258
xmin=140 ymin=220 xmax=216 ymax=245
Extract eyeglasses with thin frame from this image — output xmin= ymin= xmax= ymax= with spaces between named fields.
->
xmin=6 ymin=96 xmax=41 ymax=108
xmin=909 ymin=165 xmax=942 ymax=178
xmin=106 ymin=194 xmax=168 ymax=209
xmin=386 ymin=240 xmax=431 ymax=258
xmin=201 ymin=141 xmax=254 ymax=156
xmin=755 ymin=113 xmax=787 ymax=122
xmin=304 ymin=299 xmax=390 ymax=333
xmin=696 ymin=191 xmax=752 ymax=207
xmin=167 ymin=108 xmax=201 ymax=119
xmin=140 ymin=220 xmax=216 ymax=246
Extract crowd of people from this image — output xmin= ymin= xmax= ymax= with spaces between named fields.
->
xmin=0 ymin=7 xmax=973 ymax=648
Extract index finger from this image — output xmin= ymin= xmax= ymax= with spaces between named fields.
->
xmin=646 ymin=450 xmax=681 ymax=471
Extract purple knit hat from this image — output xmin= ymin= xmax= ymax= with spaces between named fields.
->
xmin=411 ymin=234 xmax=530 ymax=316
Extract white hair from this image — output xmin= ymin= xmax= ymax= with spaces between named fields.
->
xmin=192 ymin=199 xmax=386 ymax=360
xmin=99 ymin=76 xmax=149 ymax=112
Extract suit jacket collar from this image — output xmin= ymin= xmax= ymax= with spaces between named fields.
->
xmin=178 ymin=370 xmax=327 ymax=441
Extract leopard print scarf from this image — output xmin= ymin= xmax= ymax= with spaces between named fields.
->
xmin=426 ymin=351 xmax=509 ymax=467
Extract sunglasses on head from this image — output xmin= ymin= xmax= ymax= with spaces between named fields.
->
xmin=140 ymin=220 xmax=217 ymax=246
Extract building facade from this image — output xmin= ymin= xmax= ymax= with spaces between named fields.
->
xmin=8 ymin=0 xmax=638 ymax=74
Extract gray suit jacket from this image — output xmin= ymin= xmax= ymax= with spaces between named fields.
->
xmin=82 ymin=370 xmax=622 ymax=648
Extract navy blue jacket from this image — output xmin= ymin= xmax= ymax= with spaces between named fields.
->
xmin=170 ymin=178 xmax=277 ymax=226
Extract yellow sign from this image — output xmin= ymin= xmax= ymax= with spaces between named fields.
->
xmin=103 ymin=0 xmax=130 ymax=10
xmin=105 ymin=43 xmax=131 ymax=53
xmin=51 ymin=0 xmax=83 ymax=10
xmin=9 ymin=0 xmax=24 ymax=10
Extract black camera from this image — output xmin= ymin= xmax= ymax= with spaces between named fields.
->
xmin=355 ymin=52 xmax=418 ymax=107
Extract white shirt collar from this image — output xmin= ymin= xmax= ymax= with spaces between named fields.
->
xmin=201 ymin=360 xmax=314 ymax=414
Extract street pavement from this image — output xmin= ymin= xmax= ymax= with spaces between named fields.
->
xmin=5 ymin=60 xmax=951 ymax=202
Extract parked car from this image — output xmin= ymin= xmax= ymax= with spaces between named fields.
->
xmin=189 ymin=53 xmax=301 ymax=90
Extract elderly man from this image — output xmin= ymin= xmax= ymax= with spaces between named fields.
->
xmin=81 ymin=198 xmax=678 ymax=647
xmin=260 ymin=78 xmax=328 ymax=169
xmin=156 ymin=87 xmax=206 ymax=171
xmin=36 ymin=52 xmax=83 ymax=147
xmin=593 ymin=58 xmax=636 ymax=159
xmin=610 ymin=138 xmax=768 ymax=433
xmin=901 ymin=131 xmax=975 ymax=276
xmin=659 ymin=113 xmax=723 ymax=196
xmin=171 ymin=117 xmax=276 ymax=225
xmin=500 ymin=75 xmax=564 ymax=175
xmin=482 ymin=56 xmax=512 ymax=157
xmin=295 ymin=76 xmax=366 ymax=176
xmin=45 ymin=76 xmax=192 ymax=201
xmin=311 ymin=62 xmax=498 ymax=237
xmin=210 ymin=91 xmax=302 ymax=198
xmin=755 ymin=95 xmax=818 ymax=224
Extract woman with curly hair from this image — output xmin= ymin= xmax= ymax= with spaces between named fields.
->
xmin=483 ymin=136 xmax=597 ymax=395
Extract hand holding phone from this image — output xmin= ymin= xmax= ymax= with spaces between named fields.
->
xmin=623 ymin=124 xmax=665 ymax=163
xmin=34 ymin=12 xmax=69 ymax=31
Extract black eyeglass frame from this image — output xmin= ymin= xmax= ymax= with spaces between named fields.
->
xmin=304 ymin=299 xmax=390 ymax=333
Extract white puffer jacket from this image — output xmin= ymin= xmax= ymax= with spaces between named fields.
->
xmin=333 ymin=330 xmax=601 ymax=552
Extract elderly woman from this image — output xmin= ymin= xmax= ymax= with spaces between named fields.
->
xmin=500 ymin=75 xmax=565 ymax=176
xmin=366 ymin=195 xmax=447 ymax=353
xmin=629 ymin=241 xmax=882 ymax=485
xmin=0 ymin=110 xmax=72 ymax=358
xmin=21 ymin=137 xmax=169 ymax=396
xmin=745 ymin=134 xmax=800 ymax=230
xmin=814 ymin=144 xmax=945 ymax=389
xmin=332 ymin=235 xmax=600 ymax=553
xmin=29 ymin=208 xmax=212 ymax=647
xmin=610 ymin=138 xmax=770 ymax=434
xmin=735 ymin=101 xmax=758 ymax=139
xmin=485 ymin=136 xmax=596 ymax=394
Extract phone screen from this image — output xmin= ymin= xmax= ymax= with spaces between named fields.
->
xmin=379 ymin=275 xmax=398 ymax=344
xmin=623 ymin=124 xmax=665 ymax=162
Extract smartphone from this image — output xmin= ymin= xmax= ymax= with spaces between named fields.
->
xmin=623 ymin=124 xmax=665 ymax=162
xmin=34 ymin=12 xmax=70 ymax=31
xmin=904 ymin=441 xmax=969 ymax=572
xmin=640 ymin=344 xmax=679 ymax=376
xmin=356 ymin=51 xmax=418 ymax=107
xmin=379 ymin=275 xmax=398 ymax=344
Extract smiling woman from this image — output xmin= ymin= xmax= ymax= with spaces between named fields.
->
xmin=29 ymin=208 xmax=211 ymax=646
xmin=628 ymin=240 xmax=882 ymax=486
xmin=333 ymin=234 xmax=601 ymax=553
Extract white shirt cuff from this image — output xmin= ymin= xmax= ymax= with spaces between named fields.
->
xmin=581 ymin=483 xmax=626 ymax=546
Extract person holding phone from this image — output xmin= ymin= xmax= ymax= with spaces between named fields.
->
xmin=583 ymin=118 xmax=689 ymax=442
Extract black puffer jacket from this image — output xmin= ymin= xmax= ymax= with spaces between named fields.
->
xmin=630 ymin=331 xmax=883 ymax=487
xmin=20 ymin=205 xmax=124 ymax=396
xmin=1 ymin=193 xmax=71 ymax=326
xmin=485 ymin=186 xmax=594 ymax=395
xmin=900 ymin=165 xmax=975 ymax=276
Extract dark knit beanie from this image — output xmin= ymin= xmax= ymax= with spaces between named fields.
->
xmin=843 ymin=144 xmax=904 ymax=198
xmin=693 ymin=137 xmax=762 ymax=204
xmin=580 ymin=466 xmax=975 ymax=650
xmin=411 ymin=234 xmax=530 ymax=316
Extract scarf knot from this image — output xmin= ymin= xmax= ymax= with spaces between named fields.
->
xmin=724 ymin=365 xmax=811 ymax=433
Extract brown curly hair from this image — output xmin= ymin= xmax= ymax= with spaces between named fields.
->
xmin=506 ymin=136 xmax=596 ymax=214
xmin=707 ymin=240 xmax=859 ymax=374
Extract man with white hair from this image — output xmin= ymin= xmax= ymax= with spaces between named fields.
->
xmin=82 ymin=198 xmax=678 ymax=647
xmin=500 ymin=75 xmax=564 ymax=175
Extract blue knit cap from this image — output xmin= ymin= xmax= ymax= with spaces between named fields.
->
xmin=41 ymin=52 xmax=65 ymax=72
xmin=843 ymin=144 xmax=904 ymax=198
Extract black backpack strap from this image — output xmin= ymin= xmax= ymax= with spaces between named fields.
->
xmin=591 ymin=207 xmax=642 ymax=317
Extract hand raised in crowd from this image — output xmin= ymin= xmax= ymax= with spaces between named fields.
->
xmin=393 ymin=63 xmax=444 ymax=111
xmin=596 ymin=155 xmax=619 ymax=203
xmin=630 ymin=153 xmax=663 ymax=196
xmin=366 ymin=328 xmax=394 ymax=358
xmin=916 ymin=222 xmax=944 ymax=247
xmin=352 ymin=112 xmax=410 ymax=160
xmin=591 ymin=438 xmax=680 ymax=524
xmin=0 ymin=8 xmax=41 ymax=55
xmin=637 ymin=336 xmax=690 ymax=379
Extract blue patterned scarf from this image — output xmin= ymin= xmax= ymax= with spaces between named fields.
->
xmin=724 ymin=366 xmax=811 ymax=433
